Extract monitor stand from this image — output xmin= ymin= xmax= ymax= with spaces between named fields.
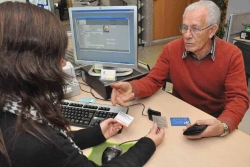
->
xmin=88 ymin=65 xmax=133 ymax=77
xmin=81 ymin=65 xmax=149 ymax=100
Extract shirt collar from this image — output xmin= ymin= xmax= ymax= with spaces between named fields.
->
xmin=182 ymin=36 xmax=216 ymax=61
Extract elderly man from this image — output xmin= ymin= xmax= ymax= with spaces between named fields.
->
xmin=110 ymin=1 xmax=249 ymax=139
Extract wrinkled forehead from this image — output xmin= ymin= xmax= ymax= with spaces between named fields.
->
xmin=183 ymin=7 xmax=208 ymax=27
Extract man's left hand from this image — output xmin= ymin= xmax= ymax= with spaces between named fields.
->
xmin=183 ymin=119 xmax=224 ymax=139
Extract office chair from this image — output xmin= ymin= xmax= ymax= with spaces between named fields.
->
xmin=162 ymin=75 xmax=172 ymax=93
xmin=234 ymin=42 xmax=250 ymax=86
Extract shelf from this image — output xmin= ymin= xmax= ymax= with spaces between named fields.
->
xmin=138 ymin=13 xmax=145 ymax=21
xmin=137 ymin=0 xmax=144 ymax=46
xmin=138 ymin=26 xmax=145 ymax=34
xmin=122 ymin=0 xmax=145 ymax=46
xmin=138 ymin=2 xmax=144 ymax=8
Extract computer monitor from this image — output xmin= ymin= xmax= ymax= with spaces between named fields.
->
xmin=27 ymin=0 xmax=51 ymax=11
xmin=68 ymin=6 xmax=138 ymax=77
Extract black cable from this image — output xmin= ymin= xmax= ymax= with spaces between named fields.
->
xmin=118 ymin=139 xmax=139 ymax=146
xmin=127 ymin=103 xmax=147 ymax=116
xmin=118 ymin=129 xmax=150 ymax=146
xmin=78 ymin=83 xmax=91 ymax=93
xmin=78 ymin=82 xmax=88 ymax=86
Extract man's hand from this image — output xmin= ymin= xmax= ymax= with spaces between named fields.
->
xmin=183 ymin=119 xmax=224 ymax=139
xmin=110 ymin=82 xmax=135 ymax=107
xmin=100 ymin=118 xmax=123 ymax=139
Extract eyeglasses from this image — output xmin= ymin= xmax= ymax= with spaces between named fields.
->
xmin=178 ymin=24 xmax=213 ymax=35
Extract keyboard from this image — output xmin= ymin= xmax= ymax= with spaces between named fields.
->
xmin=61 ymin=99 xmax=129 ymax=128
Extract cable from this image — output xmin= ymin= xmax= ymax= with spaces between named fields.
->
xmin=78 ymin=83 xmax=91 ymax=93
xmin=79 ymin=78 xmax=106 ymax=100
xmin=78 ymin=82 xmax=88 ymax=86
xmin=127 ymin=103 xmax=147 ymax=116
xmin=118 ymin=139 xmax=139 ymax=146
xmin=118 ymin=129 xmax=151 ymax=146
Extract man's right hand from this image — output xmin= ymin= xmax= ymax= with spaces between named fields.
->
xmin=110 ymin=82 xmax=135 ymax=106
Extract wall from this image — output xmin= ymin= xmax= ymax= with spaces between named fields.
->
xmin=224 ymin=0 xmax=250 ymax=40
xmin=0 ymin=0 xmax=26 ymax=2
xmin=102 ymin=0 xmax=123 ymax=6
xmin=226 ymin=0 xmax=250 ymax=21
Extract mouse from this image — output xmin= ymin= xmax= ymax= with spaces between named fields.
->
xmin=102 ymin=145 xmax=122 ymax=164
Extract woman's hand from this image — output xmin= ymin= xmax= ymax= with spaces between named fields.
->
xmin=146 ymin=123 xmax=165 ymax=146
xmin=100 ymin=118 xmax=123 ymax=139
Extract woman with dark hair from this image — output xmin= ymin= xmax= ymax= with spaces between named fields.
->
xmin=0 ymin=2 xmax=165 ymax=167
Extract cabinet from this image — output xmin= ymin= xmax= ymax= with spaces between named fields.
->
xmin=153 ymin=0 xmax=198 ymax=40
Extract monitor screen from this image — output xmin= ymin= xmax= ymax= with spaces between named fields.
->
xmin=27 ymin=0 xmax=51 ymax=10
xmin=68 ymin=6 xmax=138 ymax=76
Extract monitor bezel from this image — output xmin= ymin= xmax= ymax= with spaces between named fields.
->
xmin=68 ymin=6 xmax=138 ymax=69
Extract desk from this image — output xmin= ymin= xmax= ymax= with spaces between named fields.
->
xmin=69 ymin=80 xmax=250 ymax=167
xmin=233 ymin=36 xmax=250 ymax=43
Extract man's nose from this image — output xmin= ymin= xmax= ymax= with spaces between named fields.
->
xmin=183 ymin=29 xmax=193 ymax=39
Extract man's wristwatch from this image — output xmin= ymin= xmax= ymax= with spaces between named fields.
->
xmin=220 ymin=122 xmax=229 ymax=137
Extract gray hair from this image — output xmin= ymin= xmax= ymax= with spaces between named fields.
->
xmin=183 ymin=0 xmax=221 ymax=25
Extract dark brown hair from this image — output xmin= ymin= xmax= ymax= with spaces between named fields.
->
xmin=0 ymin=2 xmax=69 ymax=166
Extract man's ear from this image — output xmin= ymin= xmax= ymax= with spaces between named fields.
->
xmin=209 ymin=24 xmax=219 ymax=38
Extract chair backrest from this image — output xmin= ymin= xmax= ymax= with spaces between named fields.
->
xmin=234 ymin=41 xmax=250 ymax=76
xmin=162 ymin=75 xmax=172 ymax=92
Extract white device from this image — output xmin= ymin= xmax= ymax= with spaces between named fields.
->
xmin=63 ymin=61 xmax=80 ymax=98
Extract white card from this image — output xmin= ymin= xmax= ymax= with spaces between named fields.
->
xmin=114 ymin=111 xmax=134 ymax=127
xmin=100 ymin=69 xmax=116 ymax=81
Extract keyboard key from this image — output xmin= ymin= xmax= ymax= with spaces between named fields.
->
xmin=84 ymin=121 xmax=89 ymax=125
